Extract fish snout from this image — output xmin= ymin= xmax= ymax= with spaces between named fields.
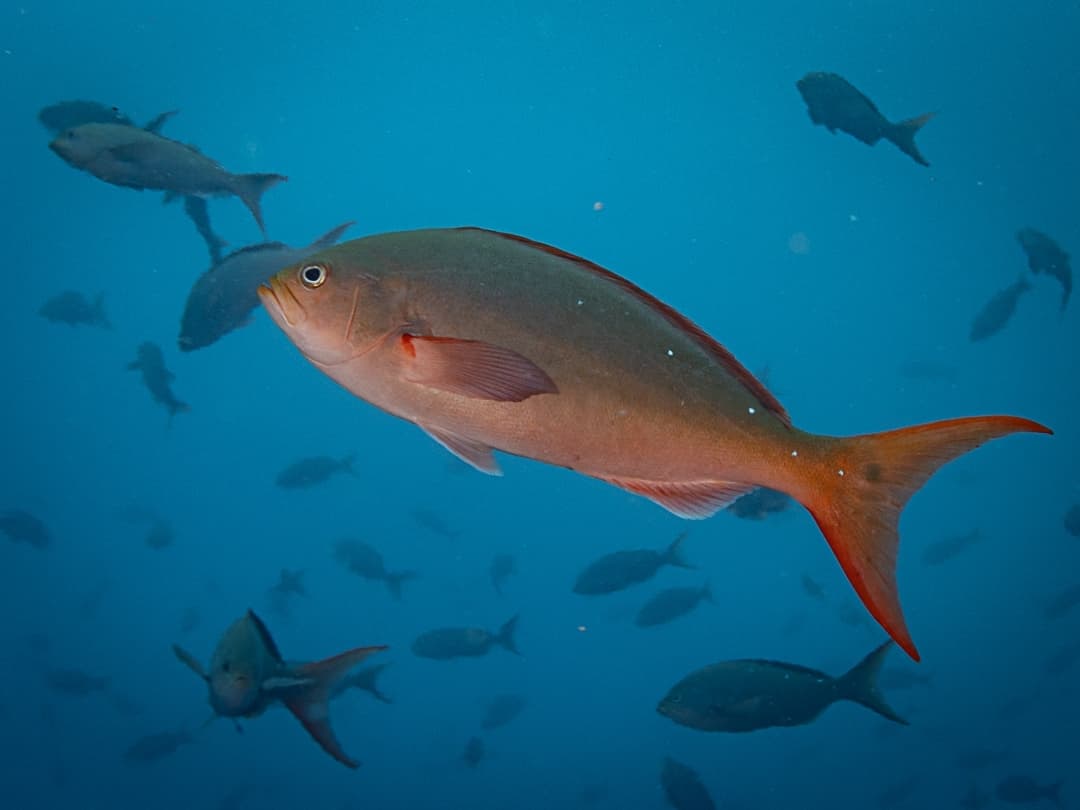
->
xmin=258 ymin=275 xmax=307 ymax=329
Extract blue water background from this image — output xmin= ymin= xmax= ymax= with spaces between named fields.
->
xmin=2 ymin=2 xmax=1076 ymax=807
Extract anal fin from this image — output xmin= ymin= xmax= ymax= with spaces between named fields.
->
xmin=599 ymin=477 xmax=755 ymax=519
xmin=420 ymin=424 xmax=502 ymax=475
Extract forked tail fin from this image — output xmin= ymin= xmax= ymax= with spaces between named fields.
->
xmin=284 ymin=644 xmax=387 ymax=769
xmin=888 ymin=112 xmax=936 ymax=167
xmin=800 ymin=415 xmax=1050 ymax=661
xmin=233 ymin=173 xmax=287 ymax=235
xmin=834 ymin=641 xmax=907 ymax=724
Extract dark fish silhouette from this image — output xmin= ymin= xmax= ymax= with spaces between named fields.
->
xmin=172 ymin=610 xmax=385 ymax=769
xmin=635 ymin=583 xmax=713 ymax=628
xmin=331 ymin=662 xmax=393 ymax=704
xmin=267 ymin=568 xmax=306 ymax=617
xmin=921 ymin=529 xmax=982 ymax=566
xmin=995 ymin=775 xmax=1064 ymax=807
xmin=126 ymin=342 xmax=189 ymax=421
xmin=144 ymin=518 xmax=174 ymax=550
xmin=37 ymin=100 xmax=175 ymax=135
xmin=38 ymin=291 xmax=110 ymax=329
xmin=412 ymin=615 xmax=519 ymax=660
xmin=462 ymin=736 xmax=485 ymax=767
xmin=44 ymin=668 xmax=109 ymax=696
xmin=1043 ymin=583 xmax=1080 ymax=620
xmin=49 ymin=122 xmax=285 ymax=233
xmin=179 ymin=195 xmax=228 ymax=265
xmin=660 ymin=757 xmax=715 ymax=810
xmin=1065 ymin=504 xmax=1080 ymax=537
xmin=481 ymin=693 xmax=527 ymax=730
xmin=0 ymin=509 xmax=51 ymax=548
xmin=39 ymin=103 xmax=232 ymax=261
xmin=573 ymin=533 xmax=693 ymax=595
xmin=657 ymin=641 xmax=906 ymax=732
xmin=1044 ymin=640 xmax=1080 ymax=676
xmin=801 ymin=574 xmax=826 ymax=601
xmin=960 ymin=785 xmax=992 ymax=810
xmin=796 ymin=72 xmax=935 ymax=166
xmin=970 ymin=278 xmax=1031 ymax=341
xmin=1017 ymin=228 xmax=1071 ymax=311
xmin=489 ymin=553 xmax=516 ymax=596
xmin=275 ymin=455 xmax=356 ymax=489
xmin=178 ymin=222 xmax=352 ymax=352
xmin=124 ymin=730 xmax=194 ymax=764
xmin=409 ymin=507 xmax=459 ymax=540
xmin=728 ymin=487 xmax=792 ymax=520
xmin=334 ymin=539 xmax=416 ymax=600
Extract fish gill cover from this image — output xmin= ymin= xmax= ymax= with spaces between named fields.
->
xmin=2 ymin=2 xmax=1076 ymax=809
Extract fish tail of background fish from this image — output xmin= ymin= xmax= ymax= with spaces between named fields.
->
xmin=283 ymin=644 xmax=387 ymax=770
xmin=180 ymin=195 xmax=228 ymax=265
xmin=384 ymin=570 xmax=417 ymax=601
xmin=1045 ymin=781 xmax=1064 ymax=807
xmin=92 ymin=292 xmax=111 ymax=329
xmin=887 ymin=111 xmax=935 ymax=167
xmin=790 ymin=415 xmax=1050 ymax=661
xmin=495 ymin=615 xmax=520 ymax=655
xmin=166 ymin=398 xmax=191 ymax=427
xmin=229 ymin=172 xmax=287 ymax=235
xmin=339 ymin=454 xmax=360 ymax=478
xmin=338 ymin=663 xmax=393 ymax=704
xmin=834 ymin=641 xmax=907 ymax=725
xmin=700 ymin=581 xmax=715 ymax=605
xmin=662 ymin=532 xmax=694 ymax=570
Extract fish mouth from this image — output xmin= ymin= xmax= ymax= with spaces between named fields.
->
xmin=258 ymin=276 xmax=306 ymax=328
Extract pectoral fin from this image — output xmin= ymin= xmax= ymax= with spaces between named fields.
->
xmin=172 ymin=644 xmax=207 ymax=681
xmin=399 ymin=334 xmax=557 ymax=402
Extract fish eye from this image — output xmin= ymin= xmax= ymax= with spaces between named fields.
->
xmin=299 ymin=264 xmax=328 ymax=289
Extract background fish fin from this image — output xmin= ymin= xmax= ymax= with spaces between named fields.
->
xmin=143 ymin=109 xmax=179 ymax=134
xmin=232 ymin=173 xmax=287 ymax=235
xmin=400 ymin=334 xmax=558 ymax=402
xmin=495 ymin=615 xmax=520 ymax=655
xmin=420 ymin=424 xmax=502 ymax=475
xmin=888 ymin=111 xmax=935 ymax=167
xmin=600 ymin=477 xmax=754 ymax=519
xmin=171 ymin=644 xmax=207 ymax=681
xmin=309 ymin=221 xmax=355 ymax=250
xmin=834 ymin=641 xmax=907 ymax=725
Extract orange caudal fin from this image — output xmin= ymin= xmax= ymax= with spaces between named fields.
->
xmin=801 ymin=415 xmax=1051 ymax=661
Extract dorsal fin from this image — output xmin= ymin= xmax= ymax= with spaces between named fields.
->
xmin=245 ymin=609 xmax=284 ymax=663
xmin=458 ymin=228 xmax=790 ymax=426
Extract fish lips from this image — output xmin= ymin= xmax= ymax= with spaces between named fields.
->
xmin=258 ymin=275 xmax=307 ymax=330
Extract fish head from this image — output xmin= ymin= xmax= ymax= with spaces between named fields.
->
xmin=206 ymin=614 xmax=276 ymax=717
xmin=48 ymin=123 xmax=109 ymax=167
xmin=258 ymin=244 xmax=399 ymax=367
xmin=656 ymin=685 xmax=700 ymax=726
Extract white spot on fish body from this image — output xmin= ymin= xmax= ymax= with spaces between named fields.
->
xmin=666 ymin=349 xmax=674 ymax=357
xmin=838 ymin=469 xmax=845 ymax=477
xmin=748 ymin=407 xmax=756 ymax=415
xmin=791 ymin=450 xmax=798 ymax=457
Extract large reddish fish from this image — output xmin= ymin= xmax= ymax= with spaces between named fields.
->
xmin=258 ymin=227 xmax=1051 ymax=660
